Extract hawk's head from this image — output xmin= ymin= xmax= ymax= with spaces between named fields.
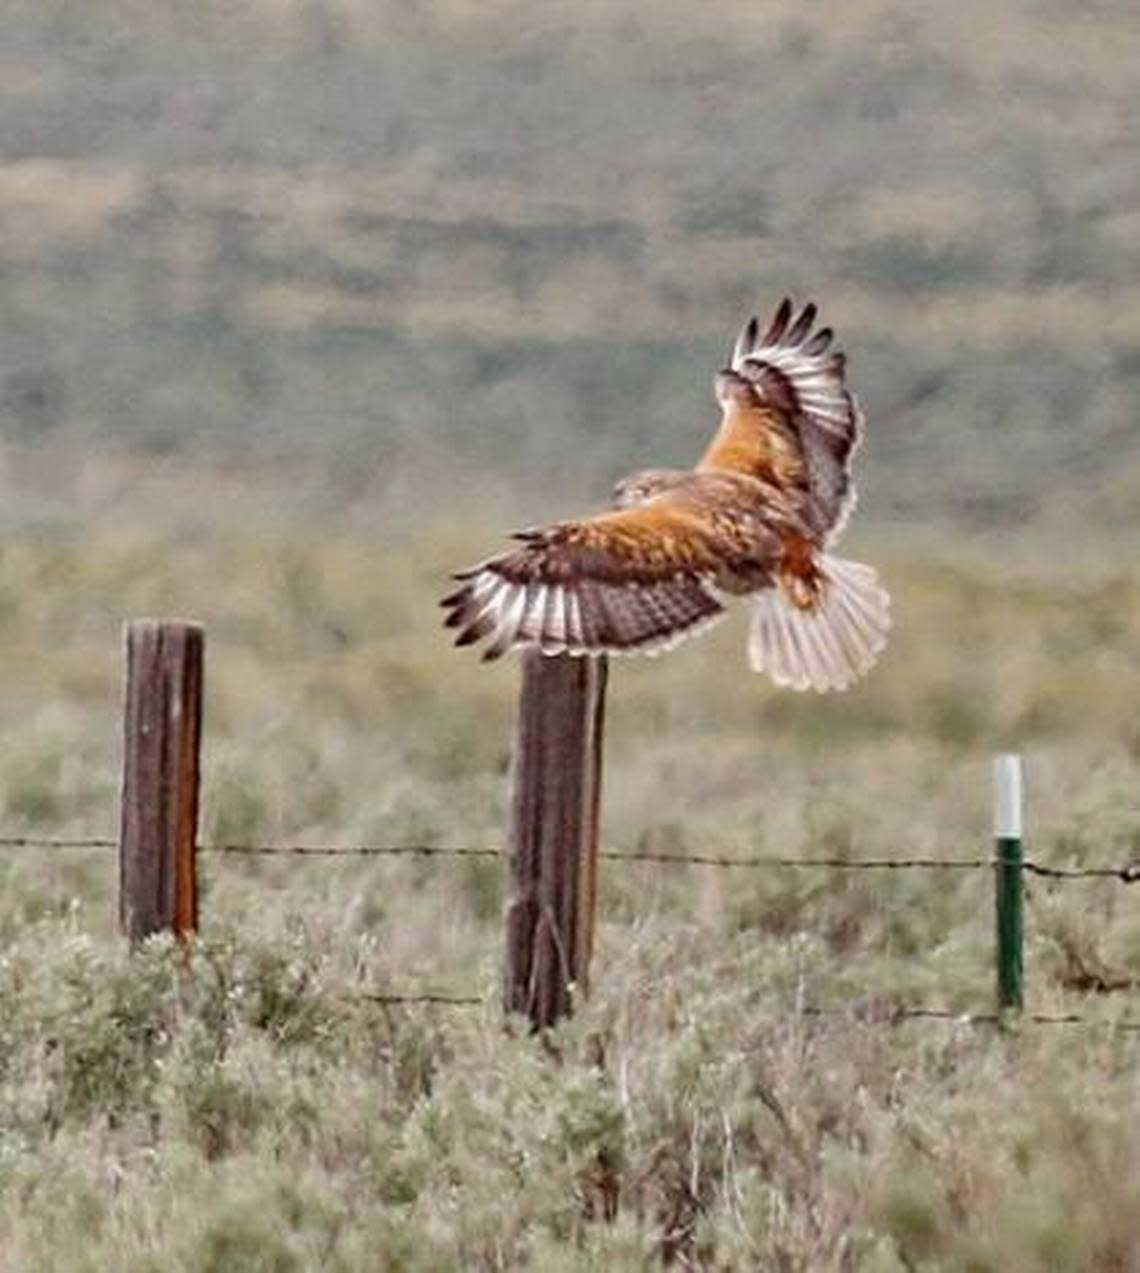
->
xmin=714 ymin=368 xmax=758 ymax=409
xmin=612 ymin=467 xmax=690 ymax=509
xmin=715 ymin=366 xmax=796 ymax=415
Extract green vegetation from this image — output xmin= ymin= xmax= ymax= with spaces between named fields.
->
xmin=2 ymin=0 xmax=1140 ymax=1265
xmin=0 ymin=452 xmax=1138 ymax=1267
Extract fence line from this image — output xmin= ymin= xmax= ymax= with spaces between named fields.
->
xmin=14 ymin=821 xmax=1140 ymax=1025
xmin=3 ymin=620 xmax=1138 ymax=1031
xmin=4 ymin=834 xmax=1138 ymax=883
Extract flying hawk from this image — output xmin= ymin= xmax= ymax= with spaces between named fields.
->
xmin=441 ymin=299 xmax=890 ymax=691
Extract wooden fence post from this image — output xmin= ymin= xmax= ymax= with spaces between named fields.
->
xmin=119 ymin=619 xmax=204 ymax=943
xmin=504 ymin=651 xmax=608 ymax=1029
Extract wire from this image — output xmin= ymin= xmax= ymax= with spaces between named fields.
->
xmin=601 ymin=850 xmax=992 ymax=871
xmin=800 ymin=1004 xmax=1140 ymax=1029
xmin=345 ymin=995 xmax=1140 ymax=1030
xmin=209 ymin=842 xmax=498 ymax=859
xmin=198 ymin=844 xmax=1137 ymax=878
xmin=208 ymin=843 xmax=1000 ymax=870
xmin=1023 ymin=860 xmax=1140 ymax=883
xmin=0 ymin=836 xmax=118 ymax=850
xmin=2 ymin=834 xmax=1138 ymax=883
xmin=350 ymin=991 xmax=484 ymax=1007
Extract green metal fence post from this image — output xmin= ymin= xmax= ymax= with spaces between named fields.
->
xmin=994 ymin=753 xmax=1024 ymax=1012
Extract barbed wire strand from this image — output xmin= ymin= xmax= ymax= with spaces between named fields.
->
xmin=800 ymin=1005 xmax=1140 ymax=1029
xmin=3 ymin=834 xmax=1138 ymax=882
xmin=5 ymin=837 xmax=1140 ymax=1026
xmin=212 ymin=842 xmax=499 ymax=859
xmin=207 ymin=844 xmax=998 ymax=870
xmin=0 ymin=836 xmax=119 ymax=850
xmin=344 ymin=994 xmax=1140 ymax=1030
xmin=1024 ymin=861 xmax=1140 ymax=882
xmin=351 ymin=991 xmax=485 ymax=1007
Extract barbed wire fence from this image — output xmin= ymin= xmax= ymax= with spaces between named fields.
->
xmin=6 ymin=622 xmax=1139 ymax=1032
xmin=6 ymin=831 xmax=1140 ymax=1027
xmin=5 ymin=835 xmax=1139 ymax=881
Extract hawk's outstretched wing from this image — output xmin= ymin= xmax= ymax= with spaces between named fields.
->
xmin=698 ymin=298 xmax=862 ymax=544
xmin=441 ymin=489 xmax=773 ymax=661
xmin=442 ymin=300 xmax=890 ymax=688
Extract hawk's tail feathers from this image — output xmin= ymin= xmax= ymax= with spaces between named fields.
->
xmin=748 ymin=554 xmax=890 ymax=692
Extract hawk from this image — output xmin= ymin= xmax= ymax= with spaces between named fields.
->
xmin=441 ymin=299 xmax=890 ymax=691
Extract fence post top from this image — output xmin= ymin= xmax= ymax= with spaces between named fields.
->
xmin=993 ymin=753 xmax=1023 ymax=840
xmin=124 ymin=620 xmax=207 ymax=651
xmin=125 ymin=618 xmax=205 ymax=635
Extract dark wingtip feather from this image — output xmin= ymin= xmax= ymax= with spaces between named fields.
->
xmin=803 ymin=326 xmax=833 ymax=356
xmin=732 ymin=315 xmax=759 ymax=363
xmin=440 ymin=585 xmax=470 ymax=608
xmin=761 ymin=297 xmax=793 ymax=345
xmin=786 ymin=302 xmax=817 ymax=345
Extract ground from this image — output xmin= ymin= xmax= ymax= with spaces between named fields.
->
xmin=0 ymin=454 xmax=1139 ymax=1269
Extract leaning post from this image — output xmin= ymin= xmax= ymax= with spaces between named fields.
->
xmin=119 ymin=619 xmax=204 ymax=943
xmin=994 ymin=752 xmax=1024 ymax=1012
xmin=504 ymin=651 xmax=608 ymax=1029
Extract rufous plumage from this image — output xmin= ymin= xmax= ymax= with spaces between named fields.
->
xmin=442 ymin=299 xmax=890 ymax=691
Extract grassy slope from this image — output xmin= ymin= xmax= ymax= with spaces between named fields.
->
xmin=0 ymin=453 xmax=1138 ymax=1268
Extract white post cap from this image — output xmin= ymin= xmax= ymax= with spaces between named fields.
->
xmin=994 ymin=753 xmax=1023 ymax=839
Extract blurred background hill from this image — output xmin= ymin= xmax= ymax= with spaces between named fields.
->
xmin=1 ymin=0 xmax=1138 ymax=807
xmin=2 ymin=0 xmax=1138 ymax=528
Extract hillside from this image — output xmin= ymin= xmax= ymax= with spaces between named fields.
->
xmin=2 ymin=0 xmax=1139 ymax=524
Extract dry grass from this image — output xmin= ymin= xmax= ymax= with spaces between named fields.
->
xmin=0 ymin=449 xmax=1138 ymax=1267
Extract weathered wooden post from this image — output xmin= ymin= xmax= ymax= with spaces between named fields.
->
xmin=504 ymin=652 xmax=607 ymax=1029
xmin=119 ymin=620 xmax=204 ymax=942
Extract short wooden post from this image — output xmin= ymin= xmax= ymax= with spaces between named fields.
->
xmin=504 ymin=651 xmax=608 ymax=1029
xmin=994 ymin=753 xmax=1024 ymax=1012
xmin=119 ymin=620 xmax=204 ymax=943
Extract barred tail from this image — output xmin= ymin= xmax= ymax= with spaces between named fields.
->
xmin=748 ymin=554 xmax=890 ymax=692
